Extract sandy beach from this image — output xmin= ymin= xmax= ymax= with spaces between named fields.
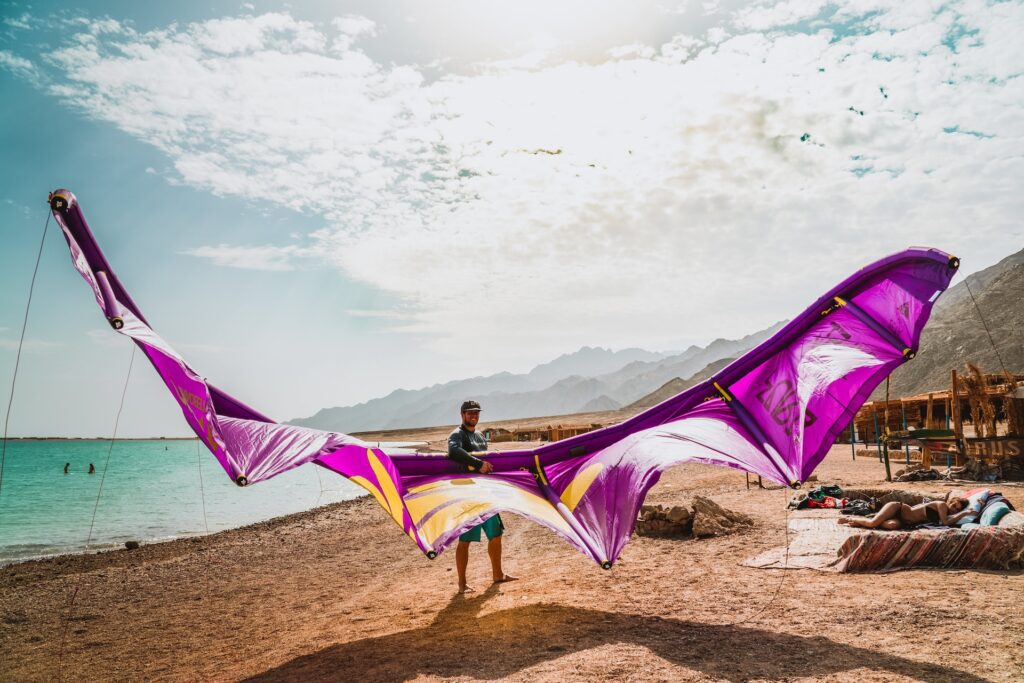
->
xmin=2 ymin=443 xmax=1022 ymax=682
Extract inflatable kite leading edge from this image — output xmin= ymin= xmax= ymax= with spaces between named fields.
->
xmin=48 ymin=189 xmax=959 ymax=568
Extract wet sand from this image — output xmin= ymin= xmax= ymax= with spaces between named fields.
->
xmin=2 ymin=444 xmax=1022 ymax=682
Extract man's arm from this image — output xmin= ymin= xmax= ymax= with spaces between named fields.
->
xmin=447 ymin=432 xmax=486 ymax=472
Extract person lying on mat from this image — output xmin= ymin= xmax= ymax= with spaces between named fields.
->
xmin=838 ymin=497 xmax=971 ymax=530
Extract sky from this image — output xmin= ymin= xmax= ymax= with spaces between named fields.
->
xmin=0 ymin=0 xmax=1021 ymax=437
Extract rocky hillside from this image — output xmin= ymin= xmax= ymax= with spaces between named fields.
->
xmin=626 ymin=357 xmax=735 ymax=410
xmin=289 ymin=323 xmax=784 ymax=432
xmin=882 ymin=250 xmax=1024 ymax=398
xmin=627 ymin=248 xmax=1024 ymax=409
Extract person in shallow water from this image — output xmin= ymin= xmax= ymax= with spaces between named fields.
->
xmin=838 ymin=496 xmax=972 ymax=530
xmin=447 ymin=400 xmax=517 ymax=593
xmin=88 ymin=463 xmax=95 ymax=474
xmin=64 ymin=463 xmax=70 ymax=474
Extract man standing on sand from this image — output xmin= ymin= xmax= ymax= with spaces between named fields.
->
xmin=447 ymin=400 xmax=517 ymax=593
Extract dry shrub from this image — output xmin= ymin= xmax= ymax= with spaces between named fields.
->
xmin=964 ymin=364 xmax=998 ymax=437
xmin=1004 ymin=371 xmax=1024 ymax=437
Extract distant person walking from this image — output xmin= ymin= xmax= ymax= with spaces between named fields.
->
xmin=446 ymin=400 xmax=516 ymax=593
xmin=64 ymin=463 xmax=70 ymax=474
xmin=88 ymin=463 xmax=96 ymax=474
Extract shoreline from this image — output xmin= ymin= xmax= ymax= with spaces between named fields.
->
xmin=3 ymin=447 xmax=1021 ymax=681
xmin=0 ymin=491 xmax=372 ymax=568
xmin=1 ymin=493 xmax=372 ymax=572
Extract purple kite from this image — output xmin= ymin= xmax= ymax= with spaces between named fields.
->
xmin=49 ymin=189 xmax=959 ymax=568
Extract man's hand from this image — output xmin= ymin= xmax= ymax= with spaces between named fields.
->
xmin=479 ymin=461 xmax=495 ymax=474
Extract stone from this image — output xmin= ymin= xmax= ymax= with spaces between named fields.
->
xmin=691 ymin=495 xmax=754 ymax=538
xmin=635 ymin=503 xmax=693 ymax=537
xmin=124 ymin=541 xmax=140 ymax=550
xmin=667 ymin=506 xmax=690 ymax=524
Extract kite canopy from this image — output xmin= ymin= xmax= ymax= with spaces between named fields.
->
xmin=49 ymin=188 xmax=959 ymax=568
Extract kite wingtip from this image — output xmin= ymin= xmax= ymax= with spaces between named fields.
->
xmin=234 ymin=474 xmax=249 ymax=487
xmin=426 ymin=551 xmax=438 ymax=560
xmin=948 ymin=255 xmax=960 ymax=270
xmin=601 ymin=560 xmax=612 ymax=570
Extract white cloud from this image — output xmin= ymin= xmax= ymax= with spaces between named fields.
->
xmin=181 ymin=244 xmax=314 ymax=271
xmin=608 ymin=43 xmax=656 ymax=60
xmin=331 ymin=15 xmax=377 ymax=52
xmin=345 ymin=309 xmax=409 ymax=320
xmin=0 ymin=336 xmax=61 ymax=352
xmin=733 ymin=0 xmax=832 ymax=30
xmin=4 ymin=13 xmax=32 ymax=30
xmin=12 ymin=5 xmax=1024 ymax=365
xmin=0 ymin=49 xmax=41 ymax=85
xmin=85 ymin=328 xmax=125 ymax=348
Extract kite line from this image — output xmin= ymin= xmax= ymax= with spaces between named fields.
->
xmin=0 ymin=211 xmax=50 ymax=496
xmin=58 ymin=344 xmax=135 ymax=680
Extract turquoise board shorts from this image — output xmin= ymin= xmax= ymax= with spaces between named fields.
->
xmin=459 ymin=514 xmax=504 ymax=543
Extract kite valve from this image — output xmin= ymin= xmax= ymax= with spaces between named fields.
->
xmin=109 ymin=316 xmax=124 ymax=330
xmin=234 ymin=474 xmax=249 ymax=487
xmin=48 ymin=192 xmax=69 ymax=212
xmin=426 ymin=551 xmax=438 ymax=560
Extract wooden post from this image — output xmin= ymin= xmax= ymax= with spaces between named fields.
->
xmin=872 ymin=407 xmax=881 ymax=462
xmin=901 ymin=400 xmax=910 ymax=464
xmin=952 ymin=369 xmax=965 ymax=465
xmin=926 ymin=393 xmax=935 ymax=429
xmin=847 ymin=418 xmax=856 ymax=460
xmin=883 ymin=378 xmax=892 ymax=481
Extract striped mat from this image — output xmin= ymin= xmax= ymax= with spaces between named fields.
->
xmin=744 ymin=514 xmax=1024 ymax=573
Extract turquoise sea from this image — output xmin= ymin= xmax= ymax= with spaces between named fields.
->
xmin=0 ymin=439 xmax=417 ymax=564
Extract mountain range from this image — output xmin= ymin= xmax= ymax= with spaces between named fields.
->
xmin=289 ymin=323 xmax=786 ymax=432
xmin=291 ymin=246 xmax=1023 ymax=433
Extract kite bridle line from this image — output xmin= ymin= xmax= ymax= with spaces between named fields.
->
xmin=0 ymin=211 xmax=50 ymax=497
xmin=963 ymin=278 xmax=1011 ymax=378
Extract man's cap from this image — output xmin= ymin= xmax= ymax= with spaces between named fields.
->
xmin=461 ymin=400 xmax=482 ymax=412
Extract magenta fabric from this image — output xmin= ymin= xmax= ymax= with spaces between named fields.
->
xmin=50 ymin=189 xmax=958 ymax=567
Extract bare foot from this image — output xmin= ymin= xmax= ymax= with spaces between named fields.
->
xmin=457 ymin=584 xmax=475 ymax=594
xmin=493 ymin=574 xmax=518 ymax=584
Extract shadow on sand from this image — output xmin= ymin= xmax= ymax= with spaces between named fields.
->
xmin=248 ymin=586 xmax=990 ymax=682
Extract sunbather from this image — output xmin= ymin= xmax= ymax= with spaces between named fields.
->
xmin=837 ymin=497 xmax=971 ymax=530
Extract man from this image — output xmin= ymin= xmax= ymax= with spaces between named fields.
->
xmin=447 ymin=400 xmax=516 ymax=592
